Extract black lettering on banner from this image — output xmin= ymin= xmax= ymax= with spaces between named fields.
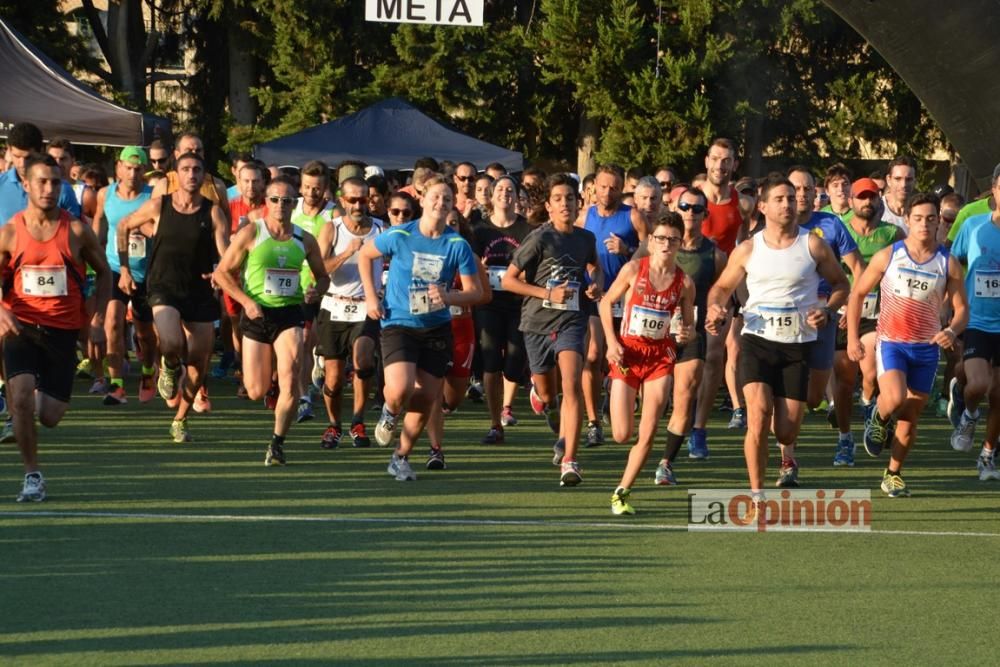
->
xmin=449 ymin=0 xmax=472 ymax=22
xmin=377 ymin=0 xmax=401 ymax=18
xmin=407 ymin=0 xmax=425 ymax=20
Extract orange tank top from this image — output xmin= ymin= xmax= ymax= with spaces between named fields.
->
xmin=701 ymin=192 xmax=743 ymax=255
xmin=4 ymin=211 xmax=86 ymax=330
xmin=619 ymin=258 xmax=684 ymax=347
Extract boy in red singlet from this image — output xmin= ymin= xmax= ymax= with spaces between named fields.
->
xmin=599 ymin=215 xmax=695 ymax=515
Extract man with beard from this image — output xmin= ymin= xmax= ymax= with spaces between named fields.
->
xmin=452 ymin=162 xmax=478 ymax=220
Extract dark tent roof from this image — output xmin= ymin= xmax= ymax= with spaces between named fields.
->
xmin=0 ymin=18 xmax=171 ymax=147
xmin=254 ymin=98 xmax=523 ymax=172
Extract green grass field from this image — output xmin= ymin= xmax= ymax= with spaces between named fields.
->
xmin=1 ymin=371 xmax=997 ymax=666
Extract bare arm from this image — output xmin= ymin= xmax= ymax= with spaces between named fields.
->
xmin=75 ymin=218 xmax=112 ymax=320
xmin=929 ymin=256 xmax=969 ymax=349
xmin=92 ymin=186 xmax=108 ymax=247
xmin=302 ymin=231 xmax=330 ymax=302
xmin=210 ymin=203 xmax=230 ymax=259
xmin=705 ymin=240 xmax=751 ymax=334
xmin=845 ymin=246 xmax=890 ymax=361
xmin=0 ymin=226 xmax=21 ymax=336
xmin=599 ymin=261 xmax=636 ymax=348
xmin=212 ymin=224 xmax=256 ymax=316
xmin=358 ymin=239 xmax=384 ymax=320
xmin=501 ymin=263 xmax=548 ymax=301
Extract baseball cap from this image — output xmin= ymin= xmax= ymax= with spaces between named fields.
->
xmin=338 ymin=164 xmax=365 ymax=183
xmin=119 ymin=146 xmax=148 ymax=165
xmin=931 ymin=183 xmax=954 ymax=198
xmin=364 ymin=165 xmax=384 ymax=179
xmin=669 ymin=184 xmax=689 ymax=202
xmin=851 ymin=177 xmax=880 ymax=197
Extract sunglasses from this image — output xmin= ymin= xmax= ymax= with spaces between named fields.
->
xmin=343 ymin=196 xmax=369 ymax=205
xmin=456 ymin=175 xmax=474 ymax=182
xmin=658 ymin=181 xmax=672 ymax=188
xmin=389 ymin=208 xmax=412 ymax=216
xmin=677 ymin=201 xmax=706 ymax=214
xmin=652 ymin=235 xmax=682 ymax=246
xmin=150 ymin=157 xmax=169 ymax=165
xmin=267 ymin=196 xmax=296 ymax=206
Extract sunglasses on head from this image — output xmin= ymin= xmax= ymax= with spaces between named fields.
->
xmin=267 ymin=195 xmax=296 ymax=206
xmin=677 ymin=201 xmax=706 ymax=214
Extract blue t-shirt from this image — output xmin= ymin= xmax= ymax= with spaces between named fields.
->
xmin=951 ymin=212 xmax=1000 ymax=333
xmin=584 ymin=204 xmax=636 ymax=289
xmin=800 ymin=211 xmax=858 ymax=299
xmin=104 ymin=183 xmax=153 ymax=282
xmin=373 ymin=220 xmax=478 ymax=329
xmin=0 ymin=169 xmax=81 ymax=224
xmin=226 ymin=184 xmax=239 ymax=200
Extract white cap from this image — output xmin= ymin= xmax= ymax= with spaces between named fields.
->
xmin=365 ymin=165 xmax=384 ymax=179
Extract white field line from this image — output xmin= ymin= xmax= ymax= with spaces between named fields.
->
xmin=0 ymin=510 xmax=999 ymax=538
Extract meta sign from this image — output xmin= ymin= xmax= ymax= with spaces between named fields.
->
xmin=365 ymin=0 xmax=484 ymax=26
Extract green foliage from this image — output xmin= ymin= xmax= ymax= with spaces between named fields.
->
xmin=2 ymin=0 xmax=101 ymax=89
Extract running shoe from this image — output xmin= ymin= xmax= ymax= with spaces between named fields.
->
xmin=861 ymin=400 xmax=876 ymax=431
xmin=947 ymin=377 xmax=965 ymax=429
xmin=76 ymin=358 xmax=93 ymax=379
xmin=950 ymin=410 xmax=978 ymax=453
xmin=170 ymin=419 xmax=192 ymax=444
xmin=727 ymin=407 xmax=747 ymax=430
xmin=158 ymin=361 xmax=180 ymax=401
xmin=321 ymin=425 xmax=341 ymax=450
xmin=426 ymin=447 xmax=447 ymax=470
xmin=88 ymin=377 xmax=108 ymax=395
xmin=265 ymin=441 xmax=286 ymax=467
xmin=585 ymin=421 xmax=604 ymax=447
xmin=102 ymin=385 xmax=127 ymax=406
xmin=551 ymin=438 xmax=565 ymax=466
xmin=16 ymin=471 xmax=45 ymax=503
xmin=465 ymin=380 xmax=484 ymax=403
xmin=688 ymin=428 xmax=709 ymax=460
xmin=776 ymin=460 xmax=799 ymax=488
xmin=977 ymin=453 xmax=1000 ymax=481
xmin=863 ymin=411 xmax=894 ymax=457
xmin=653 ymin=459 xmax=678 ymax=486
xmin=559 ymin=460 xmax=583 ymax=487
xmin=826 ymin=405 xmax=838 ymax=430
xmin=833 ymin=435 xmax=856 ymax=467
xmin=718 ymin=394 xmax=733 ymax=412
xmin=500 ymin=406 xmax=518 ymax=427
xmin=296 ymin=398 xmax=314 ymax=424
xmin=881 ymin=470 xmax=910 ymax=498
xmin=193 ymin=388 xmax=212 ymax=414
xmin=374 ymin=410 xmax=398 ymax=447
xmin=264 ymin=381 xmax=279 ymax=410
xmin=0 ymin=394 xmax=7 ymax=421
xmin=311 ymin=354 xmax=325 ymax=390
xmin=529 ymin=384 xmax=545 ymax=415
xmin=0 ymin=419 xmax=14 ymax=444
xmin=210 ymin=363 xmax=228 ymax=380
xmin=610 ymin=487 xmax=635 ymax=515
xmin=935 ymin=395 xmax=948 ymax=419
xmin=350 ymin=423 xmax=371 ymax=448
xmin=138 ymin=373 xmax=156 ymax=403
xmin=481 ymin=426 xmax=504 ymax=444
xmin=388 ymin=453 xmax=416 ymax=481
xmin=544 ymin=404 xmax=560 ymax=436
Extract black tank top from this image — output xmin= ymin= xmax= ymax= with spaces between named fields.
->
xmin=675 ymin=236 xmax=716 ymax=330
xmin=147 ymin=194 xmax=218 ymax=299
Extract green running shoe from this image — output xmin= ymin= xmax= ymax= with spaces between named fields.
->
xmin=611 ymin=487 xmax=635 ymax=515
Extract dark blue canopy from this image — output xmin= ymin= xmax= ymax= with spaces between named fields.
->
xmin=254 ymin=97 xmax=523 ymax=172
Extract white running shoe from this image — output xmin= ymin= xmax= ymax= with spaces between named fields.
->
xmin=978 ymin=456 xmax=1000 ymax=481
xmin=16 ymin=472 xmax=45 ymax=502
xmin=387 ymin=453 xmax=416 ymax=481
xmin=950 ymin=411 xmax=978 ymax=453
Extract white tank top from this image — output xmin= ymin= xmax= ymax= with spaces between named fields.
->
xmin=877 ymin=241 xmax=948 ymax=343
xmin=321 ymin=217 xmax=383 ymax=315
xmin=743 ymin=228 xmax=821 ymax=343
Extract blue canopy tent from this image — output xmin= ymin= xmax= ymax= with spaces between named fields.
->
xmin=254 ymin=97 xmax=523 ymax=172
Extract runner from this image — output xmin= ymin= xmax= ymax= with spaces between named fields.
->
xmin=653 ymin=192 xmax=726 ymax=483
xmin=601 ymin=215 xmax=694 ymax=514
xmin=214 ymin=176 xmax=328 ymax=465
xmin=358 ymin=175 xmax=483 ymax=482
xmin=471 ymin=175 xmax=534 ymax=444
xmin=948 ymin=168 xmax=1000 ymax=481
xmin=580 ymin=164 xmax=645 ymax=447
xmin=820 ymin=163 xmax=853 ymax=222
xmin=503 ymin=173 xmax=603 ymax=486
xmin=880 ymin=156 xmax=916 ymax=234
xmin=314 ymin=176 xmax=380 ymax=450
xmin=830 ymin=178 xmax=903 ymax=466
xmin=92 ymin=146 xmax=158 ymax=405
xmin=847 ymin=192 xmax=967 ymax=497
xmin=706 ymin=174 xmax=849 ymax=516
xmin=0 ymin=153 xmax=110 ymax=501
xmin=0 ymin=123 xmax=81 ymax=224
xmin=150 ymin=133 xmax=230 ymax=210
xmin=115 ymin=151 xmax=229 ymax=442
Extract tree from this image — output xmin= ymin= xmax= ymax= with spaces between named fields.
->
xmin=1 ymin=0 xmax=98 ymax=80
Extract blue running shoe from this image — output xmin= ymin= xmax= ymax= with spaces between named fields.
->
xmin=864 ymin=411 xmax=894 ymax=457
xmin=833 ymin=435 xmax=856 ymax=467
xmin=947 ymin=377 xmax=965 ymax=430
xmin=688 ymin=428 xmax=709 ymax=460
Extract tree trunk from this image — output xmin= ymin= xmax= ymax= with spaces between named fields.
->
xmin=743 ymin=107 xmax=764 ymax=178
xmin=577 ymin=110 xmax=598 ymax=176
xmin=227 ymin=8 xmax=257 ymax=125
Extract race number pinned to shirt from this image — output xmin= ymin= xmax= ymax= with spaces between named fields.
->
xmin=264 ymin=268 xmax=299 ymax=297
xmin=322 ymin=296 xmax=366 ymax=322
xmin=542 ymin=279 xmax=580 ymax=312
xmin=411 ymin=252 xmax=445 ymax=283
xmin=974 ymin=270 xmax=1000 ymax=298
xmin=127 ymin=233 xmax=146 ymax=260
xmin=893 ymin=267 xmax=936 ymax=303
xmin=757 ymin=304 xmax=802 ymax=343
xmin=22 ymin=265 xmax=68 ymax=298
xmin=409 ymin=283 xmax=446 ymax=315
xmin=861 ymin=292 xmax=879 ymax=319
xmin=626 ymin=305 xmax=670 ymax=340
xmin=487 ymin=266 xmax=506 ymax=291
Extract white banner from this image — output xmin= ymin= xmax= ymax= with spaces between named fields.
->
xmin=365 ymin=0 xmax=484 ymax=26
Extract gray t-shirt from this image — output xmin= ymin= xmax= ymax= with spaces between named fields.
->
xmin=511 ymin=222 xmax=598 ymax=335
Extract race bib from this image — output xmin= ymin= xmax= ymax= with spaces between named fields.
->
xmin=893 ymin=267 xmax=936 ymax=303
xmin=264 ymin=268 xmax=299 ymax=297
xmin=409 ymin=284 xmax=446 ymax=315
xmin=22 ymin=265 xmax=67 ymax=297
xmin=861 ymin=292 xmax=879 ymax=319
xmin=542 ymin=279 xmax=580 ymax=312
xmin=626 ymin=305 xmax=670 ymax=340
xmin=487 ymin=266 xmax=506 ymax=291
xmin=127 ymin=233 xmax=146 ymax=260
xmin=974 ymin=270 xmax=1000 ymax=298
xmin=322 ymin=296 xmax=366 ymax=322
xmin=412 ymin=252 xmax=445 ymax=283
xmin=757 ymin=304 xmax=802 ymax=342
xmin=611 ymin=300 xmax=624 ymax=319
xmin=450 ymin=305 xmax=465 ymax=317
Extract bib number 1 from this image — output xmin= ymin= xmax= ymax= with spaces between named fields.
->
xmin=974 ymin=270 xmax=1000 ymax=298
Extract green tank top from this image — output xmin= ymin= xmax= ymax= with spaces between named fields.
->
xmin=844 ymin=220 xmax=898 ymax=265
xmin=675 ymin=236 xmax=716 ymax=329
xmin=292 ymin=206 xmax=331 ymax=290
xmin=243 ymin=219 xmax=308 ymax=307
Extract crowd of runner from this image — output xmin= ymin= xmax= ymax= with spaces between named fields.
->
xmin=1 ymin=121 xmax=997 ymax=519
